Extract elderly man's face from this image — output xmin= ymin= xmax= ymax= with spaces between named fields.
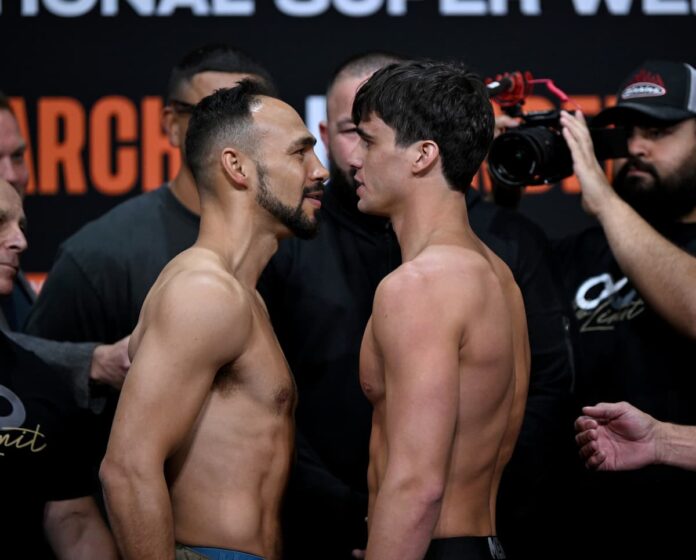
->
xmin=0 ymin=179 xmax=27 ymax=296
xmin=0 ymin=110 xmax=29 ymax=197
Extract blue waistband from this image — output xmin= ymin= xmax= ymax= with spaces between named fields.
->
xmin=190 ymin=546 xmax=264 ymax=560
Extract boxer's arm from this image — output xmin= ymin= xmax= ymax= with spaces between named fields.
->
xmin=100 ymin=272 xmax=249 ymax=560
xmin=365 ymin=270 xmax=461 ymax=560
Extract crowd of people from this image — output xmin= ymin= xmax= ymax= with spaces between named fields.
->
xmin=1 ymin=47 xmax=695 ymax=560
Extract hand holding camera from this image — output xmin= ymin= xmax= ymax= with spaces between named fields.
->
xmin=486 ymin=71 xmax=629 ymax=189
xmin=559 ymin=110 xmax=623 ymax=219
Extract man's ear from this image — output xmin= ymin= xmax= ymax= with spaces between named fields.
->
xmin=221 ymin=147 xmax=250 ymax=190
xmin=412 ymin=140 xmax=439 ymax=175
xmin=319 ymin=120 xmax=330 ymax=153
xmin=162 ymin=106 xmax=181 ymax=148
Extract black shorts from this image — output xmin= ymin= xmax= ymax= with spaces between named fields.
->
xmin=424 ymin=536 xmax=506 ymax=560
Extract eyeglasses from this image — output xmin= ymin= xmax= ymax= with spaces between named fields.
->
xmin=169 ymin=99 xmax=196 ymax=115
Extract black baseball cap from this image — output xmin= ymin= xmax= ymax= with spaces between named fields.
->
xmin=594 ymin=60 xmax=696 ymax=126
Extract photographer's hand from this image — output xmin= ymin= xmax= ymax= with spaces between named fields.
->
xmin=494 ymin=114 xmax=520 ymax=138
xmin=559 ymin=110 xmax=622 ymax=220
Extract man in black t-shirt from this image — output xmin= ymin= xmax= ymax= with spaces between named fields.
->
xmin=556 ymin=59 xmax=696 ymax=558
xmin=0 ymin=178 xmax=117 ymax=558
xmin=1 ymin=331 xmax=117 ymax=559
xmin=0 ymin=331 xmax=117 ymax=560
xmin=1 ymin=330 xmax=117 ymax=558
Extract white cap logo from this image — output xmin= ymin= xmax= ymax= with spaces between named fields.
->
xmin=622 ymin=82 xmax=667 ymax=99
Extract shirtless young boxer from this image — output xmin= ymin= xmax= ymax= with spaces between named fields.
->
xmin=349 ymin=61 xmax=530 ymax=560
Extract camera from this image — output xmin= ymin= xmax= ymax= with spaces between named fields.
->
xmin=484 ymin=71 xmax=629 ymax=189
xmin=488 ymin=109 xmax=629 ymax=188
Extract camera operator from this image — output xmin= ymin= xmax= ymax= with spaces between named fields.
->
xmin=555 ymin=59 xmax=696 ymax=559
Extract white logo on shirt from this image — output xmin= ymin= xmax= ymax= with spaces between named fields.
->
xmin=574 ymin=273 xmax=645 ymax=332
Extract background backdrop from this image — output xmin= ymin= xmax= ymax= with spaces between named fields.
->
xmin=1 ymin=0 xmax=694 ymax=276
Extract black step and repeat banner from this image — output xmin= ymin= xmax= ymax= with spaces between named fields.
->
xmin=1 ymin=0 xmax=694 ymax=283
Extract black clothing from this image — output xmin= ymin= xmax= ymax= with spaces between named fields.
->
xmin=26 ymin=184 xmax=199 ymax=344
xmin=0 ymin=331 xmax=98 ymax=558
xmin=0 ymin=271 xmax=35 ymax=331
xmin=259 ymin=186 xmax=572 ymax=560
xmin=0 ymin=272 xmax=100 ymax=413
xmin=259 ymin=184 xmax=397 ymax=559
xmin=24 ymin=184 xmax=200 ymax=465
xmin=424 ymin=537 xmax=506 ymax=560
xmin=556 ymin=223 xmax=696 ymax=421
xmin=554 ymin=222 xmax=696 ymax=559
xmin=467 ymin=193 xmax=575 ymax=560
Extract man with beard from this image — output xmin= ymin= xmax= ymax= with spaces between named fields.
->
xmin=24 ymin=43 xmax=276 ymax=454
xmin=25 ymin=44 xmax=276 ymax=348
xmin=259 ymin=53 xmax=572 ymax=559
xmin=555 ymin=59 xmax=696 ymax=559
xmin=101 ymin=82 xmax=328 ymax=560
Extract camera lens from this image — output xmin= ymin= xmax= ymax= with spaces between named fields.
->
xmin=491 ymin=135 xmax=539 ymax=182
xmin=489 ymin=126 xmax=572 ymax=187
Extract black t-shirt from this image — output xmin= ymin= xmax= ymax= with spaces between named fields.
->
xmin=26 ymin=185 xmax=200 ymax=344
xmin=556 ymin=222 xmax=696 ymax=422
xmin=554 ymin=222 xmax=696 ymax=558
xmin=0 ymin=331 xmax=98 ymax=558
